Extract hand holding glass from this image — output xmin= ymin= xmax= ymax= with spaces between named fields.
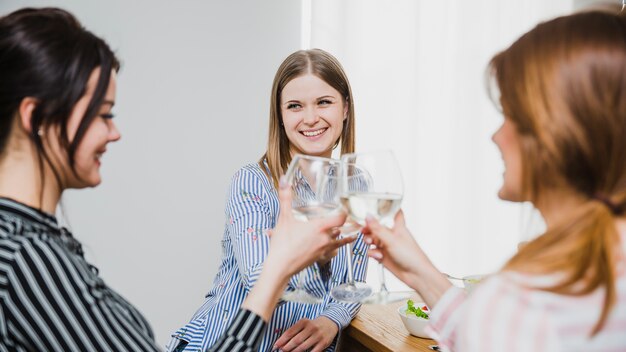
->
xmin=340 ymin=150 xmax=410 ymax=304
xmin=281 ymin=155 xmax=342 ymax=304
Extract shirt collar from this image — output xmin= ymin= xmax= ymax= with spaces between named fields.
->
xmin=0 ymin=197 xmax=60 ymax=230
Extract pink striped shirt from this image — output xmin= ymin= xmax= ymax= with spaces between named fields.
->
xmin=426 ymin=238 xmax=626 ymax=351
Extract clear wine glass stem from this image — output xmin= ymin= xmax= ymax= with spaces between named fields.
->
xmin=378 ymin=263 xmax=389 ymax=294
xmin=295 ymin=269 xmax=306 ymax=291
xmin=344 ymin=241 xmax=356 ymax=286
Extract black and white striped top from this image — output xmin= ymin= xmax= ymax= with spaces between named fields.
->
xmin=0 ymin=197 xmax=161 ymax=351
xmin=204 ymin=309 xmax=265 ymax=352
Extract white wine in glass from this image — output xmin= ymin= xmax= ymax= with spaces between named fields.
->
xmin=330 ymin=173 xmax=373 ymax=303
xmin=293 ymin=203 xmax=341 ymax=222
xmin=340 ymin=193 xmax=402 ymax=226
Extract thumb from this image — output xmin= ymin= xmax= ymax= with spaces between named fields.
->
xmin=395 ymin=209 xmax=406 ymax=228
xmin=277 ymin=175 xmax=294 ymax=220
xmin=365 ymin=215 xmax=393 ymax=243
xmin=316 ymin=210 xmax=347 ymax=231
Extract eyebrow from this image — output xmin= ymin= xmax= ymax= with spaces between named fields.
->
xmin=102 ymin=100 xmax=115 ymax=107
xmin=282 ymin=95 xmax=337 ymax=106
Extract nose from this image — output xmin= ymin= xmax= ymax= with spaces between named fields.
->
xmin=491 ymin=124 xmax=502 ymax=144
xmin=303 ymin=107 xmax=320 ymax=125
xmin=108 ymin=119 xmax=121 ymax=142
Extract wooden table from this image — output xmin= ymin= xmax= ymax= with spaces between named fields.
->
xmin=338 ymin=294 xmax=437 ymax=352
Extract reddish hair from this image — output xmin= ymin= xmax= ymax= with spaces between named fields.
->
xmin=490 ymin=10 xmax=626 ymax=335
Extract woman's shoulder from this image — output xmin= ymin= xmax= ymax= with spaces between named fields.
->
xmin=470 ymin=271 xmax=582 ymax=313
xmin=460 ymin=273 xmax=562 ymax=350
xmin=0 ymin=216 xmax=26 ymax=259
xmin=227 ymin=162 xmax=276 ymax=198
xmin=237 ymin=162 xmax=269 ymax=178
xmin=0 ymin=216 xmax=61 ymax=273
xmin=0 ymin=213 xmax=47 ymax=249
xmin=231 ymin=163 xmax=272 ymax=185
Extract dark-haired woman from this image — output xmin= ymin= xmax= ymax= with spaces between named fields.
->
xmin=0 ymin=8 xmax=352 ymax=352
xmin=0 ymin=7 xmax=157 ymax=351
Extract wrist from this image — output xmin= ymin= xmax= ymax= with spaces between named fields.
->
xmin=241 ymin=253 xmax=292 ymax=321
xmin=263 ymin=252 xmax=295 ymax=284
xmin=316 ymin=316 xmax=339 ymax=334
xmin=411 ymin=261 xmax=452 ymax=308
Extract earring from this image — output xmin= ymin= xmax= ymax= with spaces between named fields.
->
xmin=37 ymin=128 xmax=44 ymax=137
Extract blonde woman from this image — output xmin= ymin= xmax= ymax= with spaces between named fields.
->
xmin=170 ymin=49 xmax=368 ymax=352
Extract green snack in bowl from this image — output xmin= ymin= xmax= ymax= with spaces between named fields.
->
xmin=406 ymin=299 xmax=429 ymax=320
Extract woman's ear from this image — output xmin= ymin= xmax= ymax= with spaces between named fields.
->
xmin=17 ymin=97 xmax=38 ymax=134
xmin=343 ymin=99 xmax=349 ymax=121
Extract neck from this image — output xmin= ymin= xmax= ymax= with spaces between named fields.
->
xmin=534 ymin=188 xmax=586 ymax=229
xmin=0 ymin=144 xmax=61 ymax=214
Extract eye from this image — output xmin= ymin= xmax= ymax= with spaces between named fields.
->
xmin=287 ymin=103 xmax=302 ymax=110
xmin=318 ymin=99 xmax=332 ymax=106
xmin=100 ymin=113 xmax=115 ymax=119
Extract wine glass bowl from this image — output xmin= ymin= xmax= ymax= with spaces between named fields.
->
xmin=340 ymin=150 xmax=410 ymax=304
xmin=281 ymin=154 xmax=342 ymax=304
xmin=340 ymin=151 xmax=404 ymax=226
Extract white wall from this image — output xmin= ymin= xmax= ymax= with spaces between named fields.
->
xmin=0 ymin=0 xmax=301 ymax=347
xmin=308 ymin=0 xmax=576 ymax=292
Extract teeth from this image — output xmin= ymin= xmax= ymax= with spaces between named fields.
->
xmin=302 ymin=129 xmax=326 ymax=137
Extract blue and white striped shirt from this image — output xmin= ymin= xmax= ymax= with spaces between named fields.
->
xmin=167 ymin=162 xmax=369 ymax=352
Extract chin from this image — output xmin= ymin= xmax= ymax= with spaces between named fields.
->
xmin=497 ymin=187 xmax=523 ymax=202
xmin=90 ymin=176 xmax=103 ymax=187
xmin=304 ymin=150 xmax=328 ymax=157
xmin=81 ymin=175 xmax=102 ymax=188
xmin=300 ymin=146 xmax=333 ymax=157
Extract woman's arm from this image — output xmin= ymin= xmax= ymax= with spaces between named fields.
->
xmin=209 ymin=179 xmax=353 ymax=352
xmin=273 ymin=233 xmax=370 ymax=352
xmin=427 ymin=276 xmax=560 ymax=352
xmin=227 ymin=168 xmax=328 ymax=298
xmin=362 ymin=210 xmax=452 ymax=308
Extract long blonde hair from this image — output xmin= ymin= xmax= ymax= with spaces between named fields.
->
xmin=490 ymin=11 xmax=626 ymax=335
xmin=259 ymin=49 xmax=356 ymax=189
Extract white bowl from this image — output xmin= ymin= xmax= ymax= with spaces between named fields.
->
xmin=397 ymin=304 xmax=430 ymax=338
xmin=462 ymin=274 xmax=486 ymax=294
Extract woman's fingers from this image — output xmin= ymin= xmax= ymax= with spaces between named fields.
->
xmin=273 ymin=319 xmax=306 ymax=350
xmin=316 ymin=211 xmax=347 ymax=231
xmin=333 ymin=235 xmax=356 ymax=248
xmin=395 ymin=209 xmax=406 ymax=227
xmin=365 ymin=219 xmax=394 ymax=249
xmin=368 ymin=248 xmax=384 ymax=261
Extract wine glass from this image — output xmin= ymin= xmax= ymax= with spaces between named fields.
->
xmin=281 ymin=154 xmax=342 ymax=304
xmin=330 ymin=172 xmax=373 ymax=303
xmin=340 ymin=150 xmax=410 ymax=304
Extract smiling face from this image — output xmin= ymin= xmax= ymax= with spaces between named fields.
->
xmin=492 ymin=118 xmax=523 ymax=201
xmin=281 ymin=73 xmax=347 ymax=158
xmin=57 ymin=68 xmax=121 ymax=189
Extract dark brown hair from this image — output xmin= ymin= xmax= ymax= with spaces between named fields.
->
xmin=0 ymin=7 xmax=120 ymax=193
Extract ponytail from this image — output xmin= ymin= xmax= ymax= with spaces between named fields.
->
xmin=505 ymin=198 xmax=623 ymax=335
